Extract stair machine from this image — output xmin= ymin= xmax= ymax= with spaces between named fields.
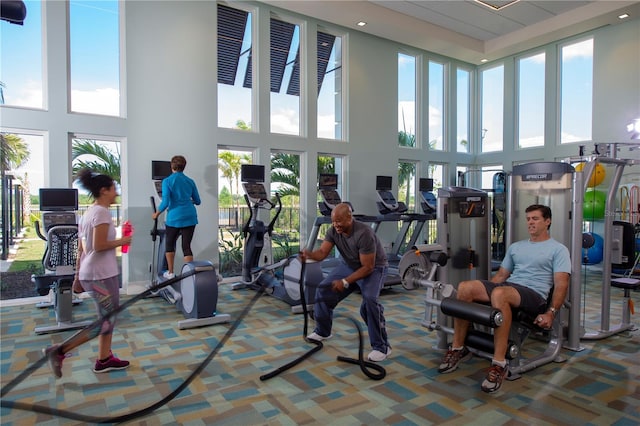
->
xmin=234 ymin=165 xmax=322 ymax=313
xmin=32 ymin=188 xmax=93 ymax=334
xmin=373 ymin=175 xmax=432 ymax=287
xmin=398 ymin=162 xmax=587 ymax=379
xmin=305 ymin=173 xmax=404 ymax=288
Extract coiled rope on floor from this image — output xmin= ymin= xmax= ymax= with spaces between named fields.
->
xmin=0 ymin=269 xmax=266 ymax=423
xmin=260 ymin=260 xmax=386 ymax=381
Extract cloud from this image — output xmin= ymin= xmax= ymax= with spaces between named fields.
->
xmin=71 ymin=88 xmax=119 ymax=116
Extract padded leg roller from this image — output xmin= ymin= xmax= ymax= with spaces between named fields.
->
xmin=440 ymin=297 xmax=504 ymax=328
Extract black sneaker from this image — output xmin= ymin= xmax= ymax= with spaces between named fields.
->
xmin=93 ymin=353 xmax=130 ymax=373
xmin=481 ymin=363 xmax=508 ymax=393
xmin=43 ymin=345 xmax=65 ymax=379
xmin=438 ymin=346 xmax=471 ymax=373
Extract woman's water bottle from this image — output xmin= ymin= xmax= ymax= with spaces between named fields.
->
xmin=122 ymin=220 xmax=133 ymax=253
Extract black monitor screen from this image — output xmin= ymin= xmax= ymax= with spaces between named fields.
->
xmin=419 ymin=178 xmax=434 ymax=192
xmin=376 ymin=176 xmax=392 ymax=191
xmin=39 ymin=188 xmax=78 ymax=211
xmin=241 ymin=164 xmax=265 ymax=183
xmin=319 ymin=173 xmax=338 ymax=189
xmin=152 ymin=161 xmax=172 ymax=180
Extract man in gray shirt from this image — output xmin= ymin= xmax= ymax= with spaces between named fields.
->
xmin=301 ymin=203 xmax=391 ymax=362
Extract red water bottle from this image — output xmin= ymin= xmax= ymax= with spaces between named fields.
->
xmin=122 ymin=220 xmax=133 ymax=253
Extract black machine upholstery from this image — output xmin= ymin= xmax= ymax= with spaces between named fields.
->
xmin=34 ymin=224 xmax=79 ymax=296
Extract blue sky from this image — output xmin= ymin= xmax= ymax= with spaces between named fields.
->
xmin=2 ymin=1 xmax=594 ymax=193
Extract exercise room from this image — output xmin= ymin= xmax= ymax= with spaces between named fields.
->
xmin=1 ymin=1 xmax=639 ymax=424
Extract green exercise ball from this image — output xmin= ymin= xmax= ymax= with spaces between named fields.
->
xmin=584 ymin=189 xmax=606 ymax=220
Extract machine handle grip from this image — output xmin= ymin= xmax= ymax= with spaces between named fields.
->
xmin=35 ymin=220 xmax=46 ymax=241
xmin=150 ymin=196 xmax=158 ymax=242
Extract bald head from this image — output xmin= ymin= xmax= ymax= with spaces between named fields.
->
xmin=331 ymin=203 xmax=353 ymax=234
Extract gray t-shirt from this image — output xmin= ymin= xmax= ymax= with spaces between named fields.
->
xmin=325 ymin=220 xmax=388 ymax=270
xmin=500 ymin=238 xmax=571 ymax=299
xmin=78 ymin=204 xmax=119 ymax=281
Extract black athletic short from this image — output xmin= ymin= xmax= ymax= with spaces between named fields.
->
xmin=479 ymin=280 xmax=547 ymax=315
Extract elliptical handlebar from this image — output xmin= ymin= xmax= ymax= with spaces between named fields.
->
xmin=241 ymin=191 xmax=282 ymax=237
xmin=150 ymin=196 xmax=159 ymax=242
xmin=266 ymin=193 xmax=282 ymax=236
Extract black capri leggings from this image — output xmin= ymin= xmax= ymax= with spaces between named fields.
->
xmin=164 ymin=225 xmax=196 ymax=256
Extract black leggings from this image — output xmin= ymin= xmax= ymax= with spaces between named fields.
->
xmin=164 ymin=225 xmax=196 ymax=256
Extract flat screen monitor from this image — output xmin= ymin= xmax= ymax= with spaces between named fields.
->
xmin=152 ymin=160 xmax=172 ymax=180
xmin=39 ymin=188 xmax=78 ymax=211
xmin=419 ymin=178 xmax=434 ymax=192
xmin=241 ymin=164 xmax=265 ymax=183
xmin=319 ymin=173 xmax=338 ymax=189
xmin=376 ymin=175 xmax=392 ymax=191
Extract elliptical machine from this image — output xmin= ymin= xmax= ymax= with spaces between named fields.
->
xmin=148 ymin=161 xmax=230 ymax=329
xmin=231 ymin=164 xmax=321 ymax=313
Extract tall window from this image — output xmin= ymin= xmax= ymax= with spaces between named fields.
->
xmin=69 ymin=0 xmax=120 ymax=116
xmin=518 ymin=52 xmax=545 ymax=148
xmin=428 ymin=163 xmax=445 ymax=189
xmin=218 ymin=148 xmax=253 ymax=277
xmin=428 ymin=61 xmax=444 ymax=150
xmin=7 ymin=132 xmax=45 ymax=203
xmin=0 ymin=0 xmax=43 ymax=108
xmin=398 ymin=53 xmax=416 ymax=147
xmin=481 ymin=65 xmax=504 ymax=152
xmin=398 ymin=161 xmax=417 ymax=211
xmin=217 ymin=4 xmax=254 ymax=130
xmin=71 ymin=137 xmax=122 ymax=201
xmin=561 ymin=38 xmax=593 ymax=144
xmin=270 ymin=17 xmax=301 ymax=136
xmin=270 ymin=151 xmax=301 ymax=261
xmin=457 ymin=68 xmax=470 ymax=153
xmin=317 ymin=31 xmax=343 ymax=140
xmin=317 ymin=154 xmax=342 ymax=200
xmin=313 ymin=154 xmax=342 ymax=254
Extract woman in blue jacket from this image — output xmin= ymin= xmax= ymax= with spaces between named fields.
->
xmin=152 ymin=155 xmax=201 ymax=279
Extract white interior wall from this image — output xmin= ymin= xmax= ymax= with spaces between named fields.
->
xmin=1 ymin=1 xmax=638 ymax=289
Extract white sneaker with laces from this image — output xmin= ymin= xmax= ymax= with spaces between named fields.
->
xmin=368 ymin=347 xmax=392 ymax=362
xmin=163 ymin=271 xmax=175 ymax=279
xmin=306 ymin=332 xmax=332 ymax=342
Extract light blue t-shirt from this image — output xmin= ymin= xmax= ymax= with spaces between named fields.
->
xmin=500 ymin=238 xmax=571 ymax=299
xmin=157 ymin=171 xmax=201 ymax=228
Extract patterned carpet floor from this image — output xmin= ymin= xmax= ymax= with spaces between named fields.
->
xmin=0 ymin=270 xmax=639 ymax=425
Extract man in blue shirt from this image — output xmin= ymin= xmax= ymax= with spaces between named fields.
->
xmin=438 ymin=204 xmax=571 ymax=393
xmin=152 ymin=155 xmax=201 ymax=279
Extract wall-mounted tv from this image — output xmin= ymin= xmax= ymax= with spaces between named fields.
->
xmin=376 ymin=176 xmax=392 ymax=191
xmin=39 ymin=188 xmax=78 ymax=211
xmin=419 ymin=178 xmax=434 ymax=192
xmin=241 ymin=164 xmax=265 ymax=183
xmin=152 ymin=160 xmax=172 ymax=180
xmin=319 ymin=173 xmax=338 ymax=189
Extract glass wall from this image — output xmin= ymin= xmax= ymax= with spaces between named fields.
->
xmin=69 ymin=0 xmax=120 ymax=116
xmin=561 ymin=38 xmax=593 ymax=144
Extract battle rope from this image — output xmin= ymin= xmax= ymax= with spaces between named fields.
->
xmin=0 ymin=270 xmax=266 ymax=423
xmin=260 ymin=260 xmax=386 ymax=381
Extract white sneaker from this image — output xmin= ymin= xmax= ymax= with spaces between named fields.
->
xmin=368 ymin=347 xmax=392 ymax=362
xmin=306 ymin=332 xmax=332 ymax=342
xmin=163 ymin=271 xmax=175 ymax=279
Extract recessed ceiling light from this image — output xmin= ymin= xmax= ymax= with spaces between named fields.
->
xmin=618 ymin=13 xmax=630 ymax=19
xmin=357 ymin=21 xmax=367 ymax=27
xmin=474 ymin=0 xmax=520 ymax=11
xmin=480 ymin=58 xmax=488 ymax=63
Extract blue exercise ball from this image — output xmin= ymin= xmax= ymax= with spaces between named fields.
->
xmin=583 ymin=232 xmax=604 ymax=264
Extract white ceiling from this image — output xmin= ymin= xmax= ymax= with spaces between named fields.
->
xmin=261 ymin=0 xmax=640 ymax=63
